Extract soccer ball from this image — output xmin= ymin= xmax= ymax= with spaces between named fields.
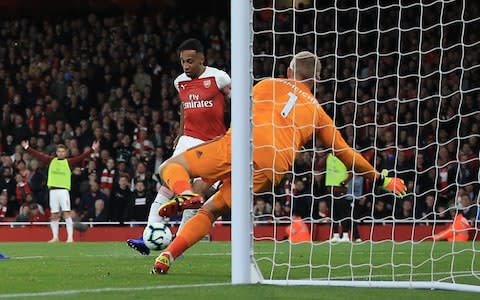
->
xmin=142 ymin=223 xmax=173 ymax=250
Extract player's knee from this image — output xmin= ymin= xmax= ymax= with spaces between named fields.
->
xmin=158 ymin=157 xmax=185 ymax=177
xmin=158 ymin=160 xmax=169 ymax=177
xmin=197 ymin=207 xmax=215 ymax=223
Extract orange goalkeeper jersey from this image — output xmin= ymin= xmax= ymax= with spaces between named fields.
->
xmin=252 ymin=78 xmax=377 ymax=183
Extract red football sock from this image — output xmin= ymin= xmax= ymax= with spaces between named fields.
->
xmin=161 ymin=162 xmax=192 ymax=195
xmin=166 ymin=208 xmax=215 ymax=259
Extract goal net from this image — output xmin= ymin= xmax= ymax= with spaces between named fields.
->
xmin=238 ymin=0 xmax=480 ymax=292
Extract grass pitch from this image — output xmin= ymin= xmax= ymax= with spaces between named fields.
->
xmin=0 ymin=241 xmax=478 ymax=299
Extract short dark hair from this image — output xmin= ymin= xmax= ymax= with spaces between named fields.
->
xmin=178 ymin=38 xmax=204 ymax=54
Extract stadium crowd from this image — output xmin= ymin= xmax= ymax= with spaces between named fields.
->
xmin=0 ymin=12 xmax=230 ymax=223
xmin=0 ymin=2 xmax=479 ymax=228
xmin=252 ymin=1 xmax=480 ymax=226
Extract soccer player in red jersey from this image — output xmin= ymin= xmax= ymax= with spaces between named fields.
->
xmin=127 ymin=38 xmax=231 ymax=255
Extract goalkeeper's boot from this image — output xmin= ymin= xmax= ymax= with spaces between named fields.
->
xmin=158 ymin=193 xmax=205 ymax=217
xmin=127 ymin=237 xmax=150 ymax=256
xmin=152 ymin=252 xmax=173 ymax=274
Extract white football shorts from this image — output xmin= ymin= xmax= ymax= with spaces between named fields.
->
xmin=172 ymin=135 xmax=206 ymax=156
xmin=49 ymin=189 xmax=71 ymax=213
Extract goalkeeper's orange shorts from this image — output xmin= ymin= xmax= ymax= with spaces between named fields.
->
xmin=181 ymin=130 xmax=275 ymax=208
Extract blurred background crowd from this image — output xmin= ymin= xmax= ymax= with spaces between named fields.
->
xmin=252 ymin=0 xmax=480 ymax=226
xmin=0 ymin=0 xmax=478 ymax=227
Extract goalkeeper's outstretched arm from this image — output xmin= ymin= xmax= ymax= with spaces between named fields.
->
xmin=315 ymin=108 xmax=406 ymax=197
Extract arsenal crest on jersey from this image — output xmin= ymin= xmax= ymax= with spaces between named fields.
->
xmin=203 ymin=79 xmax=211 ymax=88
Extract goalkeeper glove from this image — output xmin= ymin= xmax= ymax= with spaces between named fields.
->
xmin=378 ymin=169 xmax=407 ymax=198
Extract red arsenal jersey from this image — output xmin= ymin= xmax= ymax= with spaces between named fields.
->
xmin=174 ymin=66 xmax=231 ymax=141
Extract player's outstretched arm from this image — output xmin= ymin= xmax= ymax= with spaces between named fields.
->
xmin=376 ymin=169 xmax=407 ymax=197
xmin=67 ymin=140 xmax=99 ymax=166
xmin=21 ymin=140 xmax=53 ymax=163
xmin=315 ymin=107 xmax=406 ymax=197
xmin=315 ymin=108 xmax=377 ymax=180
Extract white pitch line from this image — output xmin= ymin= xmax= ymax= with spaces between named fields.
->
xmin=0 ymin=282 xmax=231 ymax=298
xmin=8 ymin=251 xmax=280 ymax=260
xmin=325 ymin=270 xmax=480 ymax=281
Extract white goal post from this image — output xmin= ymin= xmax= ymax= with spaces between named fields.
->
xmin=231 ymin=0 xmax=480 ymax=293
xmin=230 ymin=0 xmax=255 ymax=285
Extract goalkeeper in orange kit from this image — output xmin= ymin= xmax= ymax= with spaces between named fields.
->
xmin=151 ymin=51 xmax=407 ymax=274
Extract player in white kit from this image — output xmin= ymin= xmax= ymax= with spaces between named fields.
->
xmin=127 ymin=38 xmax=231 ymax=255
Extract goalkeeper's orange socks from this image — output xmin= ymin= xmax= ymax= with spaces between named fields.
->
xmin=167 ymin=208 xmax=215 ymax=259
xmin=161 ymin=162 xmax=192 ymax=194
xmin=166 ymin=236 xmax=189 ymax=259
xmin=161 ymin=161 xmax=216 ymax=259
